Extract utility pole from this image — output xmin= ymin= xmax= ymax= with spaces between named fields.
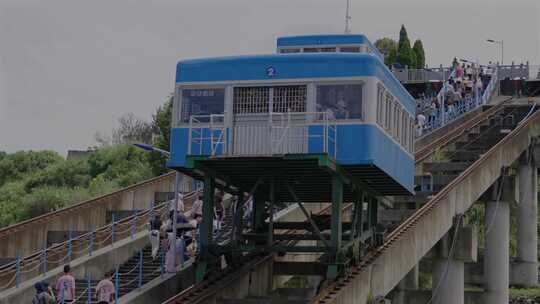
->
xmin=345 ymin=0 xmax=351 ymax=34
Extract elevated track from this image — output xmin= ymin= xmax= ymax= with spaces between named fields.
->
xmin=162 ymin=98 xmax=529 ymax=304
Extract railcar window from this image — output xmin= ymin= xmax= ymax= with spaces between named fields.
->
xmin=396 ymin=107 xmax=401 ymax=141
xmin=376 ymin=85 xmax=385 ymax=125
xmin=180 ymin=88 xmax=225 ymax=123
xmin=320 ymin=47 xmax=337 ymax=52
xmin=233 ymin=87 xmax=270 ymax=114
xmin=385 ymin=93 xmax=392 ymax=129
xmin=273 ymin=86 xmax=307 ymax=112
xmin=316 ymin=84 xmax=363 ymax=120
xmin=409 ymin=120 xmax=414 ymax=151
xmin=402 ymin=112 xmax=408 ymax=147
xmin=280 ymin=48 xmax=301 ymax=53
xmin=303 ymin=48 xmax=320 ymax=53
xmin=392 ymin=102 xmax=399 ymax=140
xmin=340 ymin=47 xmax=360 ymax=53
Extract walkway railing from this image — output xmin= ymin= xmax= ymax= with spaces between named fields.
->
xmin=392 ymin=66 xmax=454 ymax=83
xmin=418 ymin=68 xmax=499 ymax=136
xmin=188 ymin=111 xmax=338 ymax=159
xmin=0 ymin=190 xmax=200 ymax=292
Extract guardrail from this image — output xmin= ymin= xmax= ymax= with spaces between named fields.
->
xmin=188 ymin=112 xmax=337 ymax=159
xmin=418 ymin=68 xmax=498 ymax=137
xmin=0 ymin=190 xmax=200 ymax=292
xmin=392 ymin=66 xmax=454 ymax=83
xmin=498 ymin=62 xmax=540 ymax=80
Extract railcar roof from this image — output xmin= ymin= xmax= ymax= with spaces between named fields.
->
xmin=276 ymin=34 xmax=383 ymax=60
xmin=277 ymin=34 xmax=370 ymax=47
xmin=175 ymin=53 xmax=415 ymax=115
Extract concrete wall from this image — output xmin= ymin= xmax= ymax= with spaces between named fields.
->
xmin=121 ymin=262 xmax=196 ymax=304
xmin=0 ymin=230 xmax=150 ymax=304
xmin=0 ymin=173 xmax=176 ymax=259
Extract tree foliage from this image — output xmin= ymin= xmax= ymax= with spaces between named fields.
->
xmin=397 ymin=25 xmax=415 ymax=68
xmin=413 ymin=39 xmax=426 ymax=69
xmin=375 ymin=25 xmax=427 ymax=69
xmin=112 ymin=113 xmax=154 ymax=145
xmin=374 ymin=38 xmax=398 ymax=67
xmin=148 ymin=96 xmax=173 ymax=176
xmin=0 ymin=145 xmax=155 ymax=228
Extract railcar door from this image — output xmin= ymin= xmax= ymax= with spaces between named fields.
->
xmin=232 ymin=85 xmax=308 ymax=155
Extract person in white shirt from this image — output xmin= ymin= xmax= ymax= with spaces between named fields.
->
xmin=417 ymin=113 xmax=426 ymax=137
xmin=191 ymin=195 xmax=203 ymax=224
xmin=169 ymin=193 xmax=184 ymax=213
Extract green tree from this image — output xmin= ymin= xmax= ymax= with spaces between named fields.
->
xmin=0 ymin=151 xmax=63 ymax=187
xmin=24 ymin=159 xmax=91 ymax=192
xmin=87 ymin=145 xmax=153 ymax=187
xmin=374 ymin=38 xmax=398 ymax=67
xmin=397 ymin=25 xmax=415 ymax=68
xmin=413 ymin=39 xmax=426 ymax=69
xmin=148 ymin=96 xmax=173 ymax=176
xmin=0 ymin=181 xmax=26 ymax=227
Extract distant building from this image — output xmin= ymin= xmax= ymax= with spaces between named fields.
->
xmin=66 ymin=149 xmax=95 ymax=160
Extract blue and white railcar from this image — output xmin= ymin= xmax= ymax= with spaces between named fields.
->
xmin=169 ymin=38 xmax=415 ymax=195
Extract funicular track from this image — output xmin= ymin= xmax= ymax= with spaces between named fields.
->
xmin=312 ymin=101 xmax=540 ymax=303
xmin=162 ymin=99 xmax=522 ymax=304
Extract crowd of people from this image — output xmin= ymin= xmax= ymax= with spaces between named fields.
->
xmin=32 ymin=265 xmax=114 ymax=304
xmin=32 ymin=189 xmax=254 ymax=304
xmin=415 ymin=62 xmax=495 ymax=136
xmin=148 ymin=189 xmax=254 ymax=273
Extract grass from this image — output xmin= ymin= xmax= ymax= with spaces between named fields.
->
xmin=510 ymin=287 xmax=540 ymax=299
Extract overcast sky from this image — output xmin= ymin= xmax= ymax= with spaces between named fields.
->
xmin=1 ymin=0 xmax=539 ymax=155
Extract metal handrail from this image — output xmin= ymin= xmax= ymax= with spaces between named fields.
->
xmin=188 ymin=111 xmax=338 ymax=159
xmin=0 ymin=190 xmax=200 ymax=291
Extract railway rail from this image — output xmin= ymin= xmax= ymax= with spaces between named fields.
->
xmin=162 ymin=203 xmax=353 ymax=304
xmin=162 ymin=98 xmax=522 ymax=304
xmin=312 ymin=102 xmax=536 ymax=303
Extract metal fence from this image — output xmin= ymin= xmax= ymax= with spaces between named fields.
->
xmin=497 ymin=63 xmax=540 ymax=80
xmin=418 ymin=68 xmax=498 ymax=136
xmin=0 ymin=190 xmax=200 ymax=292
xmin=392 ymin=66 xmax=454 ymax=83
xmin=188 ymin=112 xmax=338 ymax=159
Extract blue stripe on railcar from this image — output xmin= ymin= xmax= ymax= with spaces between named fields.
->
xmin=175 ymin=53 xmax=415 ymax=115
xmin=308 ymin=124 xmax=413 ymax=192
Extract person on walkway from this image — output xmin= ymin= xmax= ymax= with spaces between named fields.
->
xmin=55 ymin=265 xmax=75 ymax=303
xmin=169 ymin=193 xmax=184 ymax=213
xmin=32 ymin=281 xmax=55 ymax=304
xmin=416 ymin=113 xmax=426 ymax=137
xmin=149 ymin=215 xmax=162 ymax=260
xmin=95 ymin=272 xmax=115 ymax=304
xmin=164 ymin=231 xmax=187 ymax=272
xmin=214 ymin=190 xmax=225 ymax=231
xmin=191 ymin=195 xmax=203 ymax=224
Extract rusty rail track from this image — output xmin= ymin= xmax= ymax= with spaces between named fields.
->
xmin=415 ymin=97 xmax=514 ymax=164
xmin=162 ymin=203 xmax=353 ymax=304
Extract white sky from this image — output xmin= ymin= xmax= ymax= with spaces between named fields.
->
xmin=0 ymin=0 xmax=539 ymax=154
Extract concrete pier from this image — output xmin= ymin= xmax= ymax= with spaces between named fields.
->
xmin=393 ymin=265 xmax=419 ymax=304
xmin=516 ymin=159 xmax=538 ymax=286
xmin=432 ymin=258 xmax=464 ymax=304
xmin=484 ymin=182 xmax=510 ymax=303
xmin=431 ymin=230 xmax=465 ymax=304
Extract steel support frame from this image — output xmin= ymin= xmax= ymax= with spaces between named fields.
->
xmin=196 ymin=174 xmax=215 ymax=282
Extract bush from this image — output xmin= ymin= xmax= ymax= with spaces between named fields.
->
xmin=24 ymin=159 xmax=91 ymax=192
xmin=21 ymin=186 xmax=92 ymax=220
xmin=0 ymin=182 xmax=26 ymax=227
